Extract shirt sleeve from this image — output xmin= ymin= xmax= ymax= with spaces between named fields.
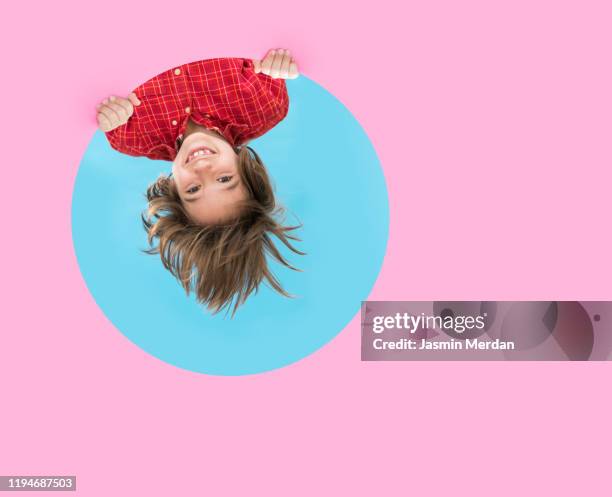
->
xmin=233 ymin=59 xmax=289 ymax=144
xmin=104 ymin=110 xmax=176 ymax=162
xmin=103 ymin=64 xmax=181 ymax=161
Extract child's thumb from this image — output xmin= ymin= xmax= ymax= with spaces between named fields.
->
xmin=128 ymin=92 xmax=142 ymax=106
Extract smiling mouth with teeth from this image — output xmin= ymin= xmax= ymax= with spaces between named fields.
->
xmin=186 ymin=147 xmax=215 ymax=164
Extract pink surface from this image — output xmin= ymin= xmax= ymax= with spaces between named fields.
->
xmin=2 ymin=1 xmax=611 ymax=495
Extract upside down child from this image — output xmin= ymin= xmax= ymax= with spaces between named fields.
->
xmin=96 ymin=49 xmax=303 ymax=315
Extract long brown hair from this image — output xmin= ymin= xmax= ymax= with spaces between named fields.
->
xmin=142 ymin=146 xmax=304 ymax=316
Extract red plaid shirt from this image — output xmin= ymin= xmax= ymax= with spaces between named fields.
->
xmin=105 ymin=58 xmax=289 ymax=161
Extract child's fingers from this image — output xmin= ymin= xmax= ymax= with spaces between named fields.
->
xmin=269 ymin=49 xmax=284 ymax=78
xmin=98 ymin=98 xmax=121 ymax=120
xmin=288 ymin=60 xmax=299 ymax=79
xmin=113 ymin=98 xmax=134 ymax=117
xmin=260 ymin=50 xmax=275 ymax=74
xmin=96 ymin=112 xmax=113 ymax=132
xmin=97 ymin=105 xmax=118 ymax=126
xmin=106 ymin=100 xmax=130 ymax=121
xmin=127 ymin=92 xmax=141 ymax=106
xmin=279 ymin=51 xmax=292 ymax=79
xmin=252 ymin=59 xmax=262 ymax=74
xmin=96 ymin=97 xmax=110 ymax=110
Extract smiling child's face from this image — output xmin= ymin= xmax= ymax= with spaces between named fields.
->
xmin=172 ymin=123 xmax=248 ymax=225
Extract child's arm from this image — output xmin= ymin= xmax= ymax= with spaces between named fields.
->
xmin=96 ymin=92 xmax=176 ymax=161
xmin=225 ymin=49 xmax=298 ymax=145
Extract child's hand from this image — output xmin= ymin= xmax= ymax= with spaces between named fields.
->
xmin=253 ymin=49 xmax=299 ymax=79
xmin=96 ymin=93 xmax=141 ymax=132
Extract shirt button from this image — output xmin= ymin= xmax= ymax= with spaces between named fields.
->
xmin=171 ymin=120 xmax=178 ymax=126
xmin=185 ymin=106 xmax=191 ymax=114
xmin=174 ymin=68 xmax=181 ymax=76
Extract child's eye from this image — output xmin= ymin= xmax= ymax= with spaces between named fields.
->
xmin=217 ymin=176 xmax=233 ymax=183
xmin=186 ymin=185 xmax=200 ymax=194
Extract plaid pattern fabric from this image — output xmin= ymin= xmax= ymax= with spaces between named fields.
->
xmin=105 ymin=58 xmax=289 ymax=161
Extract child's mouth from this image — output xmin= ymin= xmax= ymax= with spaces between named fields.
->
xmin=186 ymin=147 xmax=215 ymax=164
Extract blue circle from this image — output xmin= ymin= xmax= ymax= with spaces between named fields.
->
xmin=72 ymin=76 xmax=389 ymax=375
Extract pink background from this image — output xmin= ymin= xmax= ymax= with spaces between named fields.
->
xmin=2 ymin=0 xmax=611 ymax=495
